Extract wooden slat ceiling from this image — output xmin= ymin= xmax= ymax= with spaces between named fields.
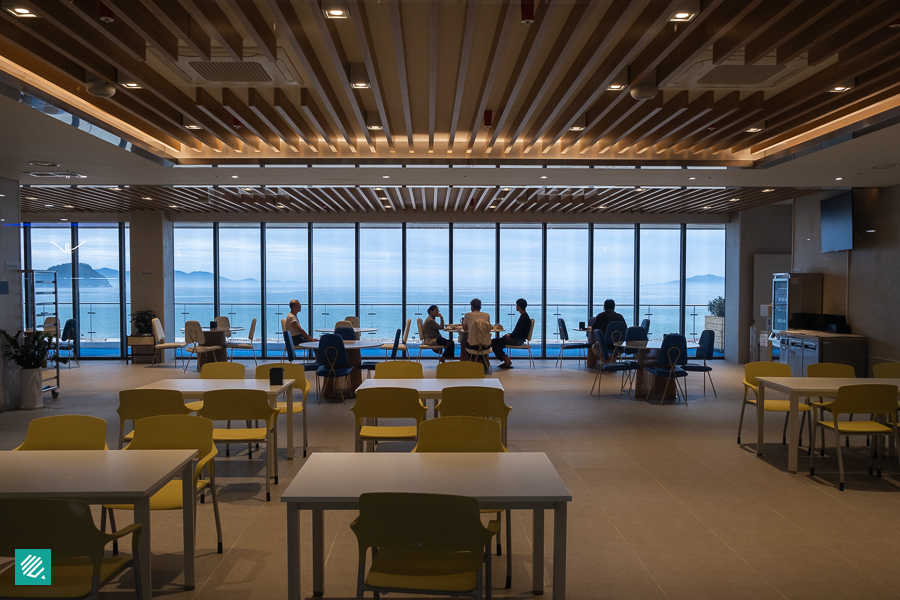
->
xmin=19 ymin=185 xmax=818 ymax=215
xmin=0 ymin=0 xmax=899 ymax=164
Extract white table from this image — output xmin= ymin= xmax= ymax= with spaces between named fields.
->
xmin=298 ymin=340 xmax=384 ymax=399
xmin=756 ymin=377 xmax=900 ymax=473
xmin=356 ymin=377 xmax=504 ymax=399
xmin=0 ymin=449 xmax=197 ymax=599
xmin=283 ymin=452 xmax=571 ymax=599
xmin=137 ymin=378 xmax=302 ymax=459
xmin=314 ymin=327 xmax=377 ymax=334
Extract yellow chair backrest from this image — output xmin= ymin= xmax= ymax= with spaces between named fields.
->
xmin=126 ymin=415 xmax=216 ymax=482
xmin=351 ymin=492 xmax=493 ymax=569
xmin=255 ymin=363 xmax=308 ymax=386
xmin=414 ymin=416 xmax=507 ymax=452
xmin=807 ymin=362 xmax=855 ymax=378
xmin=200 ymin=362 xmax=245 ymax=379
xmin=199 ymin=389 xmax=278 ymax=423
xmin=435 ymin=361 xmax=485 ymax=379
xmin=350 ymin=387 xmax=427 ymax=424
xmin=118 ymin=389 xmax=192 ymax=422
xmin=873 ymin=362 xmax=900 ymax=378
xmin=825 ymin=384 xmax=899 ymax=418
xmin=16 ymin=415 xmax=107 ymax=450
xmin=436 ymin=387 xmax=511 ymax=425
xmin=744 ymin=361 xmax=792 ymax=387
xmin=375 ymin=360 xmax=423 ymax=379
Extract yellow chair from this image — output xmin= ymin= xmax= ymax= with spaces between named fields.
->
xmin=375 ymin=360 xmax=424 ymax=379
xmin=199 ymin=389 xmax=279 ymax=501
xmin=436 ymin=361 xmax=485 ymax=379
xmin=201 ymin=361 xmax=247 ymax=454
xmin=413 ymin=416 xmax=511 ymax=590
xmin=350 ymin=387 xmax=427 ymax=452
xmin=116 ymin=389 xmax=194 ymax=449
xmin=809 ymin=384 xmax=900 ymax=490
xmin=807 ymin=363 xmax=856 ymax=452
xmin=737 ymin=361 xmax=809 ymax=446
xmin=0 ymin=498 xmax=142 ymax=599
xmin=350 ymin=492 xmax=494 ymax=600
xmin=436 ymin=387 xmax=512 ymax=448
xmin=14 ymin=415 xmax=107 ymax=450
xmin=102 ymin=415 xmax=223 ymax=555
xmin=255 ymin=363 xmax=311 ymax=457
xmin=874 ymin=362 xmax=900 ymax=378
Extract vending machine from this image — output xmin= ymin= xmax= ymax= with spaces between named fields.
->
xmin=772 ymin=273 xmax=822 ymax=333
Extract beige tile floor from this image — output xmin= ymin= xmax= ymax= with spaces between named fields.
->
xmin=2 ymin=358 xmax=900 ymax=600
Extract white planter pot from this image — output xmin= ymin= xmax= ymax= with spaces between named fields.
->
xmin=19 ymin=368 xmax=44 ymax=410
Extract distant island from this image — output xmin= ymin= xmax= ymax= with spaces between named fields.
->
xmin=48 ymin=262 xmax=111 ymax=287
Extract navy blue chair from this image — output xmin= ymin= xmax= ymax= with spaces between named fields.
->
xmin=640 ymin=318 xmax=650 ymax=333
xmin=605 ymin=321 xmax=628 ymax=349
xmin=315 ymin=334 xmax=354 ymax=404
xmin=590 ymin=334 xmax=638 ymax=397
xmin=555 ymin=318 xmax=591 ymax=368
xmin=645 ymin=334 xmax=688 ymax=405
xmin=681 ymin=329 xmax=717 ymax=397
xmin=335 ymin=327 xmax=356 ymax=341
xmin=361 ymin=328 xmax=401 ymax=379
xmin=59 ymin=318 xmax=79 ymax=368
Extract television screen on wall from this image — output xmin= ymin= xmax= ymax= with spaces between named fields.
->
xmin=821 ymin=192 xmax=852 ymax=252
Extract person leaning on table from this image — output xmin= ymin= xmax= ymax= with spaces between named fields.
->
xmin=492 ymin=298 xmax=530 ymax=369
xmin=423 ymin=305 xmax=455 ymax=363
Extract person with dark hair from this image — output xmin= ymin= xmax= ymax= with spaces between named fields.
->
xmin=461 ymin=298 xmax=492 ymax=367
xmin=591 ymin=299 xmax=626 ymax=340
xmin=422 ymin=304 xmax=455 ymax=362
xmin=492 ymin=298 xmax=530 ymax=369
xmin=285 ymin=299 xmax=316 ymax=345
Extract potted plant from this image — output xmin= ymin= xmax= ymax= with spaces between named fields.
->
xmin=130 ymin=309 xmax=156 ymax=336
xmin=1 ymin=329 xmax=55 ymax=410
xmin=704 ymin=296 xmax=725 ymax=351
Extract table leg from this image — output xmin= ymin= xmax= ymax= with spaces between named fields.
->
xmin=286 ymin=383 xmax=294 ymax=460
xmin=553 ymin=502 xmax=567 ymax=600
xmin=788 ymin=392 xmax=799 ymax=474
xmin=181 ymin=462 xmax=196 ymax=589
xmin=134 ymin=497 xmax=152 ymax=600
xmin=287 ymin=504 xmax=300 ymax=600
xmin=312 ymin=509 xmax=324 ymax=596
xmin=532 ymin=509 xmax=544 ymax=595
xmin=633 ymin=350 xmax=648 ymax=396
xmin=756 ymin=381 xmax=766 ymax=456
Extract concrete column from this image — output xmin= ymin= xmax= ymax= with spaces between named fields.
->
xmin=0 ymin=177 xmax=23 ymax=410
xmin=129 ymin=211 xmax=174 ymax=363
xmin=724 ymin=204 xmax=793 ymax=363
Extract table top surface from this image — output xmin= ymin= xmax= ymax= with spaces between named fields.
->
xmin=444 ymin=324 xmax=505 ymax=332
xmin=138 ymin=378 xmax=295 ymax=394
xmin=357 ymin=378 xmax=504 ymax=393
xmin=315 ymin=327 xmax=378 ymax=333
xmin=614 ymin=340 xmax=700 ymax=349
xmin=281 ymin=452 xmax=570 ymax=504
xmin=756 ymin=377 xmax=900 ymax=392
xmin=296 ymin=340 xmax=384 ymax=350
xmin=0 ymin=450 xmax=196 ymax=498
xmin=180 ymin=327 xmax=244 ymax=332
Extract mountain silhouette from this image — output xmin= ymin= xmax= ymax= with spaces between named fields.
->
xmin=48 ymin=262 xmax=111 ymax=287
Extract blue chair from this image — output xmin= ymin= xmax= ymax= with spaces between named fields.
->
xmin=59 ymin=318 xmax=79 ymax=368
xmin=361 ymin=328 xmax=401 ymax=379
xmin=681 ymin=329 xmax=717 ymax=397
xmin=640 ymin=318 xmax=650 ymax=333
xmin=335 ymin=327 xmax=356 ymax=341
xmin=605 ymin=321 xmax=628 ymax=349
xmin=316 ymin=334 xmax=354 ymax=404
xmin=555 ymin=318 xmax=591 ymax=368
xmin=645 ymin=334 xmax=688 ymax=405
xmin=590 ymin=334 xmax=638 ymax=397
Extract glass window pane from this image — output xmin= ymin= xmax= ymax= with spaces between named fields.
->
xmin=593 ymin=225 xmax=635 ymax=327
xmin=28 ymin=224 xmax=74 ymax=330
xmin=686 ymin=225 xmax=725 ymax=354
xmin=174 ymin=223 xmax=214 ymax=341
xmin=639 ymin=225 xmax=682 ymax=338
xmin=452 ymin=224 xmax=495 ymax=323
xmin=500 ymin=224 xmax=542 ymax=355
xmin=407 ymin=224 xmax=450 ymax=356
xmin=265 ymin=224 xmax=308 ymax=357
xmin=359 ymin=224 xmax=401 ymax=352
xmin=546 ymin=224 xmax=588 ymax=356
xmin=76 ymin=224 xmax=121 ymax=357
xmin=219 ymin=224 xmax=261 ymax=357
xmin=312 ymin=224 xmax=355 ymax=333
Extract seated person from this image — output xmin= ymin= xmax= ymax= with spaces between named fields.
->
xmin=492 ymin=298 xmax=529 ymax=369
xmin=422 ymin=305 xmax=455 ymax=363
xmin=285 ymin=299 xmax=317 ymax=346
xmin=591 ymin=299 xmax=626 ymax=340
xmin=462 ymin=298 xmax=492 ymax=366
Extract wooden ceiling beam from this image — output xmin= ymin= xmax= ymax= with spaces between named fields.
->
xmin=678 ymin=92 xmax=762 ymax=153
xmin=614 ymin=90 xmax=690 ymax=152
xmin=634 ymin=91 xmax=713 ymax=153
xmin=222 ymin=0 xmax=276 ymax=62
xmin=103 ymin=1 xmax=179 ymax=63
xmin=807 ymin=1 xmax=900 ymax=66
xmin=294 ymin=88 xmax=340 ymax=153
xmin=428 ymin=1 xmax=438 ymax=153
xmin=743 ymin=0 xmax=841 ymax=65
xmin=572 ymin=94 xmax=659 ymax=155
xmin=592 ymin=94 xmax=669 ymax=154
xmin=180 ymin=0 xmax=243 ymax=61
xmin=248 ymin=88 xmax=301 ymax=152
xmin=196 ymin=87 xmax=258 ymax=151
xmin=67 ymin=0 xmax=147 ymax=63
xmin=348 ymin=0 xmax=395 ymax=153
xmin=653 ymin=91 xmax=739 ymax=153
xmin=139 ymin=0 xmax=211 ymax=61
xmin=711 ymin=0 xmax=802 ymax=65
xmin=446 ymin=2 xmax=478 ymax=153
xmin=387 ymin=0 xmax=413 ymax=152
xmin=271 ymin=89 xmax=321 ymax=152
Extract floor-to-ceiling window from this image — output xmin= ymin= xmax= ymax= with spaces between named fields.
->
xmin=27 ymin=223 xmax=74 ymax=332
xmin=685 ymin=224 xmax=726 ymax=353
xmin=452 ymin=224 xmax=496 ymax=323
xmin=500 ymin=224 xmax=542 ymax=352
xmin=639 ymin=224 xmax=682 ymax=338
xmin=218 ymin=223 xmax=261 ymax=357
xmin=359 ymin=223 xmax=402 ymax=353
xmin=264 ymin=224 xmax=308 ymax=357
xmin=174 ymin=223 xmax=214 ymax=341
xmin=593 ymin=225 xmax=636 ymax=327
xmin=75 ymin=223 xmax=122 ymax=357
xmin=406 ymin=224 xmax=450 ymax=354
xmin=546 ymin=224 xmax=589 ymax=355
xmin=311 ymin=224 xmax=356 ymax=332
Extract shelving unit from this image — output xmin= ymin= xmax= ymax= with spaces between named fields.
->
xmin=23 ymin=270 xmax=60 ymax=399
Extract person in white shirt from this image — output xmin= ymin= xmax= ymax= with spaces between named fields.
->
xmin=285 ymin=300 xmax=316 ymax=345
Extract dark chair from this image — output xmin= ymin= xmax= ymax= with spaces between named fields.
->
xmin=59 ymin=318 xmax=79 ymax=368
xmin=555 ymin=318 xmax=591 ymax=368
xmin=590 ymin=335 xmax=638 ymax=397
xmin=681 ymin=329 xmax=717 ymax=397
xmin=640 ymin=318 xmax=650 ymax=333
xmin=315 ymin=334 xmax=354 ymax=404
xmin=334 ymin=326 xmax=356 ymax=341
xmin=361 ymin=328 xmax=401 ymax=379
xmin=284 ymin=330 xmax=320 ymax=396
xmin=605 ymin=321 xmax=628 ymax=350
xmin=645 ymin=334 xmax=688 ymax=405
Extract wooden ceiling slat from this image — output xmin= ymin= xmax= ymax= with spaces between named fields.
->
xmin=139 ymin=0 xmax=211 ymax=61
xmin=711 ymin=0 xmax=802 ymax=65
xmin=280 ymin=89 xmax=336 ymax=153
xmin=388 ymin=0 xmax=413 ymax=151
xmin=223 ymin=88 xmax=283 ymax=152
xmin=248 ymin=88 xmax=301 ymax=152
xmin=634 ymin=91 xmax=713 ymax=154
xmin=348 ymin=0 xmax=395 ymax=153
xmin=196 ymin=88 xmax=257 ymax=151
xmin=271 ymin=89 xmax=319 ymax=152
xmin=68 ymin=0 xmax=148 ymax=62
xmin=743 ymin=0 xmax=841 ymax=65
xmin=681 ymin=92 xmax=763 ymax=153
xmin=445 ymin=2 xmax=478 ymax=153
xmin=611 ymin=90 xmax=689 ymax=153
xmin=222 ymin=0 xmax=277 ymax=62
xmin=807 ymin=1 xmax=900 ymax=66
xmin=775 ymin=0 xmax=887 ymax=65
xmin=428 ymin=2 xmax=438 ymax=153
xmin=180 ymin=0 xmax=243 ymax=61
xmin=575 ymin=93 xmax=662 ymax=154
xmin=652 ymin=91 xmax=737 ymax=154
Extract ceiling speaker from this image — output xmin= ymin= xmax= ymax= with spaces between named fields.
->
xmin=630 ymin=84 xmax=658 ymax=100
xmin=86 ymin=81 xmax=116 ymax=98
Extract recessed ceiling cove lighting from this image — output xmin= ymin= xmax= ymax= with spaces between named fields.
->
xmin=28 ymin=161 xmax=59 ymax=167
xmin=607 ymin=83 xmax=625 ymax=90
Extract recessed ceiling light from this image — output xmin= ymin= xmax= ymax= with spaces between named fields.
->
xmin=762 ymin=188 xmax=774 ymax=192
xmin=634 ymin=186 xmax=645 ymax=192
xmin=28 ymin=161 xmax=59 ymax=167
xmin=502 ymin=187 xmax=510 ymax=191
xmin=25 ymin=196 xmax=37 ymax=200
xmin=702 ymin=206 xmax=711 ymax=209
xmin=688 ymin=177 xmax=695 ymax=180
xmin=242 ymin=187 xmax=253 ymax=191
xmin=830 ymin=85 xmax=850 ymax=92
xmin=43 ymin=203 xmax=52 ymax=207
xmin=373 ymin=187 xmax=383 ymax=191
xmin=121 ymin=82 xmax=142 ymax=89
xmin=866 ymin=229 xmax=876 ymax=233
xmin=60 ymin=218 xmax=67 ymax=221
xmin=367 ymin=124 xmax=383 ymax=131
xmin=185 ymin=124 xmax=201 ymax=130
xmin=382 ymin=175 xmax=390 ymax=179
xmin=276 ymin=204 xmax=286 ymax=208
xmin=109 ymin=186 xmax=122 ymax=191
xmin=231 ymin=175 xmax=239 ymax=179
xmin=168 ymin=204 xmax=177 ymax=208
xmin=670 ymin=10 xmax=696 ymax=22
xmin=379 ymin=196 xmax=387 ymax=200
xmin=746 ymin=127 xmax=762 ymax=133
xmin=568 ymin=125 xmax=584 ymax=131
xmin=6 ymin=6 xmax=38 ymax=17
xmin=729 ymin=198 xmax=739 ymax=202
xmin=607 ymin=83 xmax=625 ymax=90
xmin=142 ymin=196 xmax=151 ymax=200
xmin=489 ymin=205 xmax=497 ymax=208
xmin=63 ymin=204 xmax=74 ymax=208
xmin=351 ymin=82 xmax=369 ymax=89
xmin=835 ymin=177 xmax=842 ymax=181
xmin=598 ymin=205 xmax=607 ymax=209
xmin=540 ymin=175 xmax=547 ymax=179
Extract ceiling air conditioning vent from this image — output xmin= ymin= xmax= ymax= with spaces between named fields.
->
xmin=697 ymin=64 xmax=787 ymax=86
xmin=187 ymin=61 xmax=271 ymax=83
xmin=24 ymin=171 xmax=86 ymax=178
xmin=672 ymin=53 xmax=806 ymax=89
xmin=157 ymin=47 xmax=303 ymax=86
